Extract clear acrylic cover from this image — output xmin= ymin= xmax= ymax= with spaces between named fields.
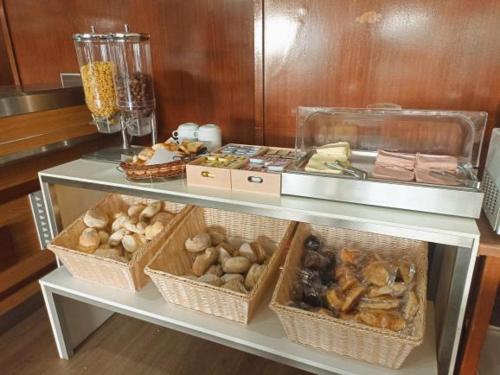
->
xmin=296 ymin=105 xmax=487 ymax=167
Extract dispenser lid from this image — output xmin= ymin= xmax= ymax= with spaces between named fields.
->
xmin=111 ymin=25 xmax=149 ymax=42
xmin=296 ymin=105 xmax=488 ymax=167
xmin=73 ymin=26 xmax=110 ymax=42
xmin=111 ymin=32 xmax=150 ymax=42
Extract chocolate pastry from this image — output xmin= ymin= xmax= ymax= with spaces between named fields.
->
xmin=303 ymin=250 xmax=330 ymax=269
xmin=304 ymin=235 xmax=321 ymax=251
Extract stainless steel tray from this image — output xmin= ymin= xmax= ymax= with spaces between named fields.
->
xmin=281 ymin=151 xmax=484 ymax=218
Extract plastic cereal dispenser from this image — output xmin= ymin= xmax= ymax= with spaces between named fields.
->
xmin=110 ymin=25 xmax=157 ymax=140
xmin=73 ymin=27 xmax=121 ymax=133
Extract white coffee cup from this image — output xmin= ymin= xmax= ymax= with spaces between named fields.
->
xmin=172 ymin=122 xmax=199 ymax=142
xmin=197 ymin=124 xmax=222 ymax=151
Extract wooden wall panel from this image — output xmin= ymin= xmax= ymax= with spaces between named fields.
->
xmin=0 ymin=24 xmax=13 ymax=86
xmin=263 ymin=0 xmax=500 ymax=155
xmin=3 ymin=0 xmax=256 ymax=144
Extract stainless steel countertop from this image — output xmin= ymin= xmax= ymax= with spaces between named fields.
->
xmin=0 ymin=86 xmax=85 ymax=117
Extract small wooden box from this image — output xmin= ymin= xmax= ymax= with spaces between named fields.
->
xmin=186 ymin=155 xmax=247 ymax=190
xmin=230 ymin=169 xmax=282 ymax=196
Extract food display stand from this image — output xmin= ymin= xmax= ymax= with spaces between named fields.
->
xmin=38 ymin=158 xmax=480 ymax=375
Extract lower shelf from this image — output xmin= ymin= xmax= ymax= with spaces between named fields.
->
xmin=40 ymin=267 xmax=437 ymax=375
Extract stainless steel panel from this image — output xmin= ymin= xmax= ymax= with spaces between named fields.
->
xmin=281 ymin=172 xmax=484 ymax=218
xmin=0 ymin=133 xmax=105 ymax=167
xmin=0 ymin=86 xmax=84 ymax=118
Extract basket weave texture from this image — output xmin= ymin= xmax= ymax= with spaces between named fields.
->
xmin=47 ymin=194 xmax=189 ymax=291
xmin=145 ymin=207 xmax=296 ymax=323
xmin=270 ymin=222 xmax=428 ymax=369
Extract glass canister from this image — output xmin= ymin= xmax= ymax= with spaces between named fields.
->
xmin=73 ymin=27 xmax=121 ymax=133
xmin=110 ymin=28 xmax=156 ymax=137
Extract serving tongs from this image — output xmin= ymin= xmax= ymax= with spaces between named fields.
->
xmin=428 ymin=163 xmax=480 ymax=189
xmin=325 ymin=160 xmax=368 ymax=180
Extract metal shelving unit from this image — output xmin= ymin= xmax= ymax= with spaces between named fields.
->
xmin=38 ymin=158 xmax=480 ymax=375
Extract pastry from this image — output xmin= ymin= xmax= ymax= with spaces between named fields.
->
xmin=197 ymin=274 xmax=222 ymax=286
xmin=222 ymin=257 xmax=251 ymax=274
xmin=150 ymin=212 xmax=174 ymax=225
xmin=341 ymin=286 xmax=366 ymax=312
xmin=111 ymin=214 xmax=130 ymax=232
xmin=256 ymin=235 xmax=278 ymax=257
xmin=362 ymin=261 xmax=392 ymax=287
xmin=124 ymin=220 xmax=146 ymax=234
xmin=122 ymin=233 xmax=144 ymax=253
xmin=217 ymin=246 xmax=232 ymax=264
xmin=304 ymin=235 xmax=321 ymax=251
xmin=303 ymin=250 xmax=330 ymax=270
xmin=79 ymin=228 xmax=100 ymax=252
xmin=397 ymin=260 xmax=415 ymax=284
xmin=244 ymin=264 xmax=266 ymax=290
xmin=222 ymin=279 xmax=248 ymax=294
xmin=359 ymin=310 xmax=406 ymax=332
xmin=108 ymin=228 xmax=126 ymax=246
xmin=358 ymin=297 xmax=401 ymax=310
xmin=238 ymin=242 xmax=257 ymax=263
xmin=227 ymin=236 xmax=245 ymax=251
xmin=185 ymin=233 xmax=211 ymax=253
xmin=250 ymin=241 xmax=268 ymax=263
xmin=139 ymin=201 xmax=162 ymax=220
xmin=207 ymin=226 xmax=226 ymax=246
xmin=339 ymin=248 xmax=360 ymax=265
xmin=83 ymin=209 xmax=108 ymax=229
xmin=97 ymin=230 xmax=109 ymax=245
xmin=192 ymin=247 xmax=219 ymax=276
xmin=205 ymin=264 xmax=223 ymax=277
xmin=127 ymin=204 xmax=146 ymax=221
xmin=404 ymin=291 xmax=419 ymax=320
xmin=221 ymin=274 xmax=244 ymax=283
xmin=367 ymin=282 xmax=407 ymax=298
xmin=144 ymin=221 xmax=164 ymax=240
xmin=326 ymin=288 xmax=345 ymax=310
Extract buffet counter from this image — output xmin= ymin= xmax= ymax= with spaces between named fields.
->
xmin=37 ymin=158 xmax=480 ymax=375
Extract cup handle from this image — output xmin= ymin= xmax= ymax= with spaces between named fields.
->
xmin=172 ymin=130 xmax=179 ymax=139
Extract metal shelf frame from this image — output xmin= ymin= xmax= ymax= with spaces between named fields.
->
xmin=38 ymin=158 xmax=480 ymax=375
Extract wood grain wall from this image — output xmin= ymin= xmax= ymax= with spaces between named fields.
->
xmin=2 ymin=0 xmax=256 ymax=144
xmin=263 ymin=0 xmax=500 ymax=152
xmin=2 ymin=0 xmax=500 ymax=159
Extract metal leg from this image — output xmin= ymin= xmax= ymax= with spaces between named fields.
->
xmin=39 ymin=180 xmax=61 ymax=240
xmin=120 ymin=114 xmax=129 ymax=150
xmin=437 ymin=241 xmax=479 ymax=375
xmin=40 ymin=283 xmax=74 ymax=359
xmin=151 ymin=111 xmax=158 ymax=144
xmin=40 ymin=282 xmax=114 ymax=360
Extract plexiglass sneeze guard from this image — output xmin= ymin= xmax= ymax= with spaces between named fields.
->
xmin=295 ymin=105 xmax=487 ymax=167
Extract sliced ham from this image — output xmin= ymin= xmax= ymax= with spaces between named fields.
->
xmin=415 ymin=153 xmax=458 ymax=171
xmin=376 ymin=150 xmax=416 ymax=170
xmin=372 ymin=165 xmax=415 ymax=181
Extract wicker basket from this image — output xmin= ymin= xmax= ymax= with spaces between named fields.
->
xmin=270 ymin=222 xmax=428 ymax=369
xmin=47 ymin=194 xmax=189 ymax=292
xmin=145 ymin=207 xmax=296 ymax=323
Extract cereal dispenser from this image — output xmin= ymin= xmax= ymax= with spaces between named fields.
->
xmin=110 ymin=26 xmax=158 ymax=143
xmin=73 ymin=27 xmax=121 ymax=133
